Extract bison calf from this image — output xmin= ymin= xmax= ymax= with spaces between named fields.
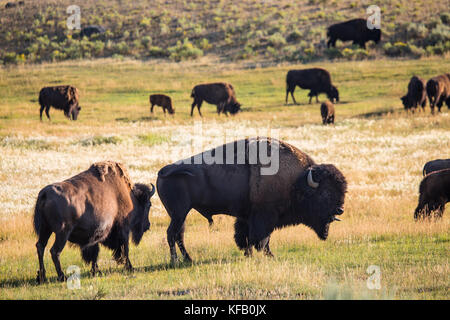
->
xmin=33 ymin=161 xmax=155 ymax=284
xmin=39 ymin=85 xmax=81 ymax=121
xmin=401 ymin=76 xmax=427 ymax=113
xmin=150 ymin=94 xmax=175 ymax=115
xmin=321 ymin=101 xmax=335 ymax=125
xmin=190 ymin=82 xmax=241 ymax=117
xmin=414 ymin=168 xmax=450 ymax=220
xmin=426 ymin=74 xmax=450 ymax=114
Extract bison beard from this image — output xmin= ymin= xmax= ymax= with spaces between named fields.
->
xmin=157 ymin=138 xmax=347 ymax=263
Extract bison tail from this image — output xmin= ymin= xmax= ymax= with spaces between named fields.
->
xmin=190 ymin=89 xmax=195 ymax=98
xmin=33 ymin=191 xmax=46 ymax=235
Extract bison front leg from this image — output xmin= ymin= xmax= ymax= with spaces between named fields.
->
xmin=44 ymin=106 xmax=51 ymax=121
xmin=39 ymin=105 xmax=46 ymax=121
xmin=234 ymin=218 xmax=252 ymax=257
xmin=259 ymin=236 xmax=274 ymax=257
xmin=150 ymin=104 xmax=155 ymax=113
xmin=248 ymin=211 xmax=276 ymax=256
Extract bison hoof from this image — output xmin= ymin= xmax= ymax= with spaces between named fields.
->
xmin=57 ymin=274 xmax=67 ymax=282
xmin=36 ymin=271 xmax=47 ymax=284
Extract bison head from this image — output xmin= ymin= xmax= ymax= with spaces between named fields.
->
xmin=371 ymin=29 xmax=382 ymax=43
xmin=226 ymin=101 xmax=241 ymax=115
xmin=401 ymin=96 xmax=412 ymax=110
xmin=293 ymin=164 xmax=347 ymax=240
xmin=130 ymin=183 xmax=156 ymax=244
xmin=328 ymin=86 xmax=339 ymax=103
xmin=71 ymin=105 xmax=81 ymax=120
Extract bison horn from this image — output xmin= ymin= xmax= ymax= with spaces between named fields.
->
xmin=333 ymin=216 xmax=342 ymax=222
xmin=149 ymin=183 xmax=156 ymax=197
xmin=307 ymin=169 xmax=319 ymax=188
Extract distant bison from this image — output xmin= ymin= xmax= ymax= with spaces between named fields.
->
xmin=327 ymin=18 xmax=381 ymax=49
xmin=426 ymin=74 xmax=450 ymax=114
xmin=321 ymin=101 xmax=335 ymax=125
xmin=401 ymin=76 xmax=427 ymax=112
xmin=38 ymin=85 xmax=81 ymax=121
xmin=157 ymin=137 xmax=347 ymax=263
xmin=190 ymin=82 xmax=241 ymax=117
xmin=423 ymin=159 xmax=450 ymax=176
xmin=414 ymin=168 xmax=450 ymax=220
xmin=286 ymin=68 xmax=339 ymax=104
xmin=5 ymin=1 xmax=23 ymax=9
xmin=80 ymin=25 xmax=105 ymax=38
xmin=34 ymin=161 xmax=155 ymax=284
xmin=150 ymin=94 xmax=175 ymax=115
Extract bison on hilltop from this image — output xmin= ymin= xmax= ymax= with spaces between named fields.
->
xmin=327 ymin=18 xmax=381 ymax=49
xmin=426 ymin=74 xmax=450 ymax=114
xmin=414 ymin=168 xmax=450 ymax=220
xmin=157 ymin=137 xmax=347 ymax=263
xmin=286 ymin=68 xmax=339 ymax=105
xmin=423 ymin=159 xmax=450 ymax=176
xmin=38 ymin=85 xmax=81 ymax=121
xmin=190 ymin=82 xmax=241 ymax=117
xmin=321 ymin=101 xmax=335 ymax=125
xmin=150 ymin=94 xmax=175 ymax=115
xmin=401 ymin=76 xmax=427 ymax=113
xmin=33 ymin=161 xmax=155 ymax=284
xmin=80 ymin=25 xmax=106 ymax=38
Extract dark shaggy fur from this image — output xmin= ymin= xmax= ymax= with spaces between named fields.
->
xmin=150 ymin=94 xmax=175 ymax=114
xmin=190 ymin=82 xmax=241 ymax=117
xmin=38 ymin=85 xmax=81 ymax=121
xmin=327 ymin=18 xmax=381 ymax=49
xmin=321 ymin=101 xmax=335 ymax=124
xmin=423 ymin=159 xmax=450 ymax=176
xmin=414 ymin=169 xmax=450 ymax=220
xmin=286 ymin=68 xmax=339 ymax=105
xmin=401 ymin=76 xmax=427 ymax=112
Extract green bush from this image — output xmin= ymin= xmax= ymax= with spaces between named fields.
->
xmin=168 ymin=38 xmax=203 ymax=61
xmin=267 ymin=32 xmax=286 ymax=48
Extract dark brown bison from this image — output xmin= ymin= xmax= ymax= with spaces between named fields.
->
xmin=190 ymin=82 xmax=241 ymax=117
xmin=38 ymin=85 xmax=81 ymax=121
xmin=150 ymin=94 xmax=175 ymax=115
xmin=321 ymin=101 xmax=335 ymax=125
xmin=5 ymin=1 xmax=23 ymax=8
xmin=426 ymin=74 xmax=450 ymax=114
xmin=157 ymin=137 xmax=347 ymax=263
xmin=286 ymin=68 xmax=339 ymax=105
xmin=401 ymin=76 xmax=427 ymax=112
xmin=414 ymin=168 xmax=450 ymax=220
xmin=423 ymin=159 xmax=450 ymax=176
xmin=327 ymin=18 xmax=381 ymax=49
xmin=33 ymin=161 xmax=155 ymax=284
xmin=80 ymin=25 xmax=106 ymax=38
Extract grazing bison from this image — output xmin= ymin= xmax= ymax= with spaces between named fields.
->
xmin=5 ymin=1 xmax=23 ymax=8
xmin=401 ymin=76 xmax=427 ymax=112
xmin=33 ymin=161 xmax=155 ymax=284
xmin=414 ymin=168 xmax=450 ymax=220
xmin=38 ymin=85 xmax=81 ymax=121
xmin=157 ymin=137 xmax=347 ymax=263
xmin=327 ymin=18 xmax=381 ymax=49
xmin=321 ymin=101 xmax=335 ymax=125
xmin=286 ymin=68 xmax=339 ymax=105
xmin=190 ymin=82 xmax=241 ymax=117
xmin=426 ymin=74 xmax=450 ymax=114
xmin=423 ymin=159 xmax=450 ymax=176
xmin=150 ymin=94 xmax=175 ymax=115
xmin=80 ymin=25 xmax=106 ymax=38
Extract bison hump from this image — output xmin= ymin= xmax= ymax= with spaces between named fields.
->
xmin=90 ymin=161 xmax=133 ymax=189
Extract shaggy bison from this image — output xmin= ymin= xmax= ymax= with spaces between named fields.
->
xmin=80 ymin=25 xmax=106 ymax=38
xmin=38 ymin=85 xmax=81 ymax=121
xmin=426 ymin=74 xmax=450 ymax=114
xmin=157 ymin=137 xmax=347 ymax=263
xmin=321 ymin=101 xmax=335 ymax=125
xmin=33 ymin=161 xmax=155 ymax=284
xmin=286 ymin=68 xmax=339 ymax=104
xmin=190 ymin=82 xmax=241 ymax=117
xmin=327 ymin=18 xmax=381 ymax=49
xmin=414 ymin=168 xmax=450 ymax=220
xmin=401 ymin=76 xmax=427 ymax=112
xmin=150 ymin=94 xmax=175 ymax=115
xmin=423 ymin=159 xmax=450 ymax=176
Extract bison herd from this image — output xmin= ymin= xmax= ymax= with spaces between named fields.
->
xmin=28 ymin=17 xmax=448 ymax=284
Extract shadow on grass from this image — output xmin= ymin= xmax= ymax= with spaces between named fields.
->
xmin=115 ymin=116 xmax=159 ymax=123
xmin=353 ymin=108 xmax=400 ymax=119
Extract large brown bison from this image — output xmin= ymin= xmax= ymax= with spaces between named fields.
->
xmin=33 ymin=161 xmax=155 ymax=284
xmin=401 ymin=76 xmax=427 ymax=112
xmin=286 ymin=68 xmax=339 ymax=105
xmin=321 ymin=101 xmax=335 ymax=125
xmin=150 ymin=94 xmax=175 ymax=115
xmin=38 ymin=85 xmax=81 ymax=121
xmin=426 ymin=74 xmax=450 ymax=114
xmin=327 ymin=18 xmax=381 ymax=49
xmin=414 ymin=168 xmax=450 ymax=220
xmin=190 ymin=82 xmax=241 ymax=117
xmin=423 ymin=159 xmax=450 ymax=176
xmin=157 ymin=137 xmax=347 ymax=263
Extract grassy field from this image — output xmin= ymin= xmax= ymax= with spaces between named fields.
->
xmin=0 ymin=56 xmax=449 ymax=299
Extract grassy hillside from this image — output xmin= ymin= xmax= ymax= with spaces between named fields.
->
xmin=0 ymin=0 xmax=449 ymax=65
xmin=0 ymin=56 xmax=449 ymax=299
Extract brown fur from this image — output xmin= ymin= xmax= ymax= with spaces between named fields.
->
xmin=426 ymin=74 xmax=450 ymax=114
xmin=320 ymin=101 xmax=335 ymax=124
xmin=38 ymin=85 xmax=81 ymax=121
xmin=414 ymin=168 xmax=450 ymax=219
xmin=401 ymin=76 xmax=427 ymax=112
xmin=149 ymin=94 xmax=175 ymax=114
xmin=190 ymin=82 xmax=241 ymax=116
